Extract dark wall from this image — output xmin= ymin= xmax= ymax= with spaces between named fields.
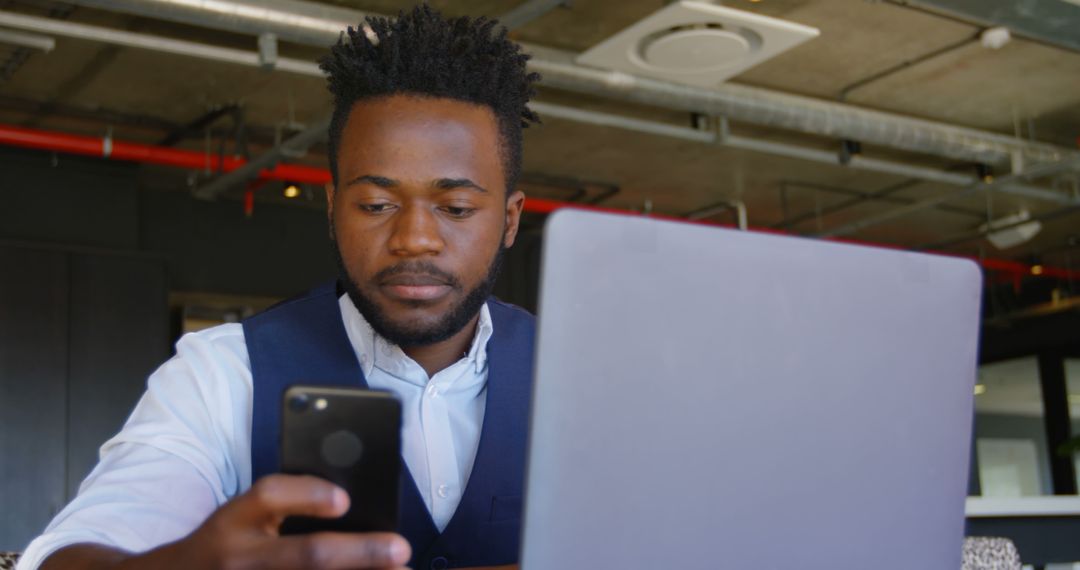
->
xmin=138 ymin=189 xmax=334 ymax=297
xmin=0 ymin=244 xmax=169 ymax=551
xmin=0 ymin=247 xmax=69 ymax=550
xmin=0 ymin=146 xmax=541 ymax=306
xmin=0 ymin=147 xmax=335 ymax=298
xmin=0 ymin=151 xmax=140 ymax=250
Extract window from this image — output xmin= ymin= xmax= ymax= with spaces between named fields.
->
xmin=973 ymin=357 xmax=1053 ymax=496
xmin=1066 ymin=358 xmax=1080 ymax=492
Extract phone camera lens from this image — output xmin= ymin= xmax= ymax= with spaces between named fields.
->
xmin=288 ymin=393 xmax=309 ymax=413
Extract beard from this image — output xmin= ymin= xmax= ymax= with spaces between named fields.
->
xmin=329 ymin=220 xmax=505 ymax=348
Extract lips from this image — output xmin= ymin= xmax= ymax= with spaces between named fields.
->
xmin=380 ymin=273 xmax=453 ymax=302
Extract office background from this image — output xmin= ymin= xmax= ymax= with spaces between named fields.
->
xmin=2 ymin=0 xmax=1080 ymax=567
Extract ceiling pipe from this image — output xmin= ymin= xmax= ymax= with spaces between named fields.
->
xmin=68 ymin=0 xmax=367 ymax=47
xmin=4 ymin=9 xmax=1076 ymax=236
xmin=530 ymin=100 xmax=715 ymax=143
xmin=193 ymin=115 xmax=330 ymax=199
xmin=0 ymin=27 xmax=55 ymax=51
xmin=0 ymin=11 xmax=321 ymax=74
xmin=4 ymin=6 xmax=1025 ymax=198
xmin=816 ymin=154 xmax=1080 ymax=238
xmin=0 ymin=122 xmax=331 ymax=183
xmin=1 ymin=120 xmax=1075 ymax=281
xmin=58 ymin=0 xmax=1078 ymax=167
xmin=527 ymin=56 xmax=1073 ymax=167
xmin=533 ymin=101 xmax=1078 ymax=207
xmin=1 ymin=7 xmax=1072 ymax=210
xmin=6 ymin=7 xmax=1076 ymax=206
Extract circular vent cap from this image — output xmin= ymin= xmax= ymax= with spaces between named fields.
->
xmin=578 ymin=2 xmax=820 ymax=87
xmin=637 ymin=25 xmax=761 ymax=73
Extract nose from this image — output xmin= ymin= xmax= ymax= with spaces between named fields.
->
xmin=387 ymin=203 xmax=445 ymax=257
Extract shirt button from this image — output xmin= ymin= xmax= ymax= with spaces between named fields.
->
xmin=427 ymin=384 xmax=439 ymax=397
xmin=430 ymin=556 xmax=449 ymax=570
xmin=437 ymin=484 xmax=450 ymax=499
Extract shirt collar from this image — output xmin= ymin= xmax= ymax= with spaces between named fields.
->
xmin=337 ymin=294 xmax=494 ymax=380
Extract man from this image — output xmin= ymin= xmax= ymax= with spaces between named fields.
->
xmin=19 ymin=6 xmax=539 ymax=570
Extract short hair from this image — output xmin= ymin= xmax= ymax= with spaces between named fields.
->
xmin=320 ymin=4 xmax=541 ymax=193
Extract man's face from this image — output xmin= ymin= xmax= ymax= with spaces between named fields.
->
xmin=327 ymin=95 xmax=524 ymax=347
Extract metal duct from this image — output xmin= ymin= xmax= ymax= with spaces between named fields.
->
xmin=3 ymin=9 xmax=1075 ymax=207
xmin=532 ymin=101 xmax=1078 ymax=207
xmin=62 ymin=0 xmax=1079 ymax=168
xmin=4 ymin=7 xmax=1075 ymax=208
xmin=70 ymin=0 xmax=361 ymax=46
xmin=0 ymin=11 xmax=321 ymax=74
xmin=528 ymin=57 xmax=1073 ymax=167
xmin=0 ymin=27 xmax=55 ymax=51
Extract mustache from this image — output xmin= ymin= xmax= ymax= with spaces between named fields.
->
xmin=373 ymin=261 xmax=462 ymax=288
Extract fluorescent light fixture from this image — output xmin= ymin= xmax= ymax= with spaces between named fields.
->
xmin=980 ymin=210 xmax=1042 ymax=250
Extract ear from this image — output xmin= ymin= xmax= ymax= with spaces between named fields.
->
xmin=502 ymin=190 xmax=525 ymax=249
xmin=325 ymin=182 xmax=336 ymax=240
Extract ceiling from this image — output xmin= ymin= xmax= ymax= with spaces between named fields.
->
xmin=1 ymin=0 xmax=1079 ymax=274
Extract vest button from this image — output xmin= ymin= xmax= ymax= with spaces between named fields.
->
xmin=430 ymin=556 xmax=449 ymax=570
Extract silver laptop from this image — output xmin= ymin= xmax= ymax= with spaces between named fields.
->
xmin=521 ymin=209 xmax=981 ymax=570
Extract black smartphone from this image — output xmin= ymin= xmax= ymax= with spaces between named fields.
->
xmin=279 ymin=385 xmax=402 ymax=534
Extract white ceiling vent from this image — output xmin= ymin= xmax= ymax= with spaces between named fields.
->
xmin=576 ymin=1 xmax=819 ymax=87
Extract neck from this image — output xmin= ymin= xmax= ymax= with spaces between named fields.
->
xmin=401 ymin=313 xmax=480 ymax=377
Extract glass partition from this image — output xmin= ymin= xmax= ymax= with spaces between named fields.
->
xmin=974 ymin=357 xmax=1052 ymax=496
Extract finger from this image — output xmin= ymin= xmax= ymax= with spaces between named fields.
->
xmin=260 ymin=532 xmax=411 ymax=569
xmin=227 ymin=474 xmax=350 ymax=524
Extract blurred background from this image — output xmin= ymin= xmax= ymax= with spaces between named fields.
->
xmin=1 ymin=0 xmax=1079 ymax=567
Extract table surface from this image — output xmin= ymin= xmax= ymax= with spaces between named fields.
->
xmin=966 ymin=496 xmax=1080 ymax=517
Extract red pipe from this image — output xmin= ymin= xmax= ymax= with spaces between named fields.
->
xmin=0 ymin=123 xmax=331 ymax=185
xmin=0 ymin=123 xmax=1075 ymax=282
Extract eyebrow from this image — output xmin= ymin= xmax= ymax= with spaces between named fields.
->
xmin=345 ymin=174 xmax=398 ymax=188
xmin=344 ymin=175 xmax=488 ymax=195
xmin=434 ymin=178 xmax=489 ymax=194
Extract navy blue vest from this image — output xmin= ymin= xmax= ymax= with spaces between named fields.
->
xmin=244 ymin=282 xmax=535 ymax=570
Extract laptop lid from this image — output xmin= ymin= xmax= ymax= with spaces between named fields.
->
xmin=522 ymin=209 xmax=981 ymax=570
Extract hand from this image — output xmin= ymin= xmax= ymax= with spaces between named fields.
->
xmin=43 ymin=474 xmax=411 ymax=570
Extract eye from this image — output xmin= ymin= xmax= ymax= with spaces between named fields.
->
xmin=440 ymin=205 xmax=477 ymax=219
xmin=358 ymin=203 xmax=396 ymax=214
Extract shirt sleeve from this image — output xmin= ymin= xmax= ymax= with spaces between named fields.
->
xmin=16 ymin=324 xmax=254 ymax=570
